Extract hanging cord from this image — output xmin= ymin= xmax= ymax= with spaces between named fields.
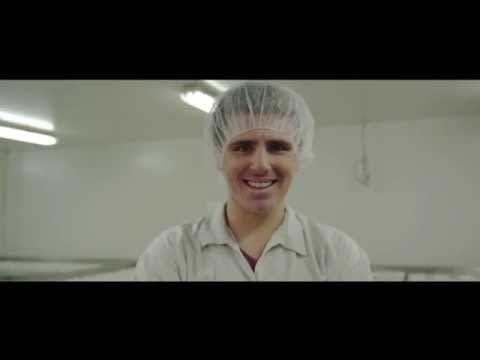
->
xmin=355 ymin=88 xmax=371 ymax=187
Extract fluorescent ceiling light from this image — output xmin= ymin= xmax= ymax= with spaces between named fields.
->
xmin=0 ymin=110 xmax=54 ymax=131
xmin=204 ymin=80 xmax=228 ymax=92
xmin=0 ymin=125 xmax=57 ymax=146
xmin=180 ymin=90 xmax=215 ymax=113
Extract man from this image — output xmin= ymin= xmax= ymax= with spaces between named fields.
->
xmin=136 ymin=82 xmax=372 ymax=281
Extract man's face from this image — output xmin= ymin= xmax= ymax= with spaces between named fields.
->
xmin=222 ymin=128 xmax=297 ymax=215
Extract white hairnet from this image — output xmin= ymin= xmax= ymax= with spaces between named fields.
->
xmin=205 ymin=82 xmax=315 ymax=170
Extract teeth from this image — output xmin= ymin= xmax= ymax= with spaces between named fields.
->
xmin=246 ymin=181 xmax=274 ymax=189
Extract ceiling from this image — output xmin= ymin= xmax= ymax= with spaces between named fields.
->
xmin=1 ymin=80 xmax=480 ymax=152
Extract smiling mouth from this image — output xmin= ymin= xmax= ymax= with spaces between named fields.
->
xmin=243 ymin=180 xmax=278 ymax=190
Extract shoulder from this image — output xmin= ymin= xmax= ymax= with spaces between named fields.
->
xmin=147 ymin=215 xmax=209 ymax=252
xmin=135 ymin=217 xmax=206 ymax=281
xmin=293 ymin=210 xmax=373 ymax=281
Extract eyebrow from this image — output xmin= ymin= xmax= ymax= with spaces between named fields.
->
xmin=268 ymin=139 xmax=292 ymax=147
xmin=228 ymin=139 xmax=293 ymax=148
xmin=228 ymin=140 xmax=255 ymax=148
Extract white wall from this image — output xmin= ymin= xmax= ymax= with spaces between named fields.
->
xmin=4 ymin=139 xmax=226 ymax=259
xmin=0 ymin=151 xmax=7 ymax=256
xmin=4 ymin=116 xmax=480 ymax=267
xmin=289 ymin=116 xmax=480 ymax=267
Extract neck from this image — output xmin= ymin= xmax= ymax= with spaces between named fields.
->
xmin=225 ymin=199 xmax=286 ymax=243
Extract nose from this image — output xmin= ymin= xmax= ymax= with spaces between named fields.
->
xmin=249 ymin=146 xmax=271 ymax=173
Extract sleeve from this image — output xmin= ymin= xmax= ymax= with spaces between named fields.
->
xmin=328 ymin=230 xmax=373 ymax=281
xmin=135 ymin=232 xmax=182 ymax=281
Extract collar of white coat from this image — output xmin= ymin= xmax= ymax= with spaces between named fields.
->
xmin=199 ymin=202 xmax=307 ymax=256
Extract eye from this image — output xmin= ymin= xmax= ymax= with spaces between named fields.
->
xmin=232 ymin=142 xmax=252 ymax=153
xmin=267 ymin=141 xmax=292 ymax=153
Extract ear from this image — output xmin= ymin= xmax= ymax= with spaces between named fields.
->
xmin=216 ymin=156 xmax=224 ymax=172
xmin=293 ymin=158 xmax=300 ymax=173
xmin=292 ymin=146 xmax=300 ymax=173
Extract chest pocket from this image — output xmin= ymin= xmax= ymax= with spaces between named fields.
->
xmin=190 ymin=267 xmax=215 ymax=281
xmin=192 ymin=246 xmax=250 ymax=281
